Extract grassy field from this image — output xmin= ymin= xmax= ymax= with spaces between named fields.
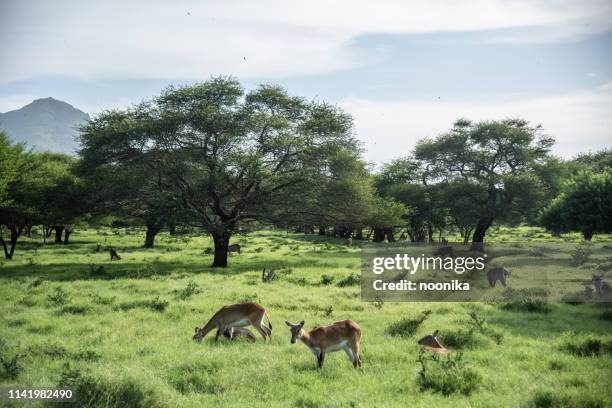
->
xmin=0 ymin=227 xmax=611 ymax=407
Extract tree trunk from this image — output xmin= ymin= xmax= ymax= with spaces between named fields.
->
xmin=583 ymin=230 xmax=594 ymax=241
xmin=144 ymin=225 xmax=160 ymax=248
xmin=385 ymin=228 xmax=395 ymax=242
xmin=212 ymin=231 xmax=230 ymax=267
xmin=63 ymin=228 xmax=72 ymax=245
xmin=1 ymin=224 xmax=23 ymax=259
xmin=168 ymin=221 xmax=177 ymax=235
xmin=318 ymin=226 xmax=326 ymax=236
xmin=53 ymin=226 xmax=64 ymax=244
xmin=470 ymin=218 xmax=493 ymax=251
xmin=373 ymin=228 xmax=386 ymax=242
xmin=355 ymin=229 xmax=364 ymax=240
xmin=427 ymin=224 xmax=434 ymax=243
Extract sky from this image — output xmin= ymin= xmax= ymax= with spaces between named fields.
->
xmin=1 ymin=0 xmax=611 ymax=164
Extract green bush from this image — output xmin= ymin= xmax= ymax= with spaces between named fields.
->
xmin=337 ymin=273 xmax=360 ymax=287
xmin=320 ymin=274 xmax=334 ymax=286
xmin=417 ymin=353 xmax=481 ymax=396
xmin=561 ymin=336 xmax=612 ymax=357
xmin=386 ymin=310 xmax=431 ymax=337
xmin=116 ymin=296 xmax=169 ymax=312
xmin=500 ymin=298 xmax=552 ymax=314
xmin=53 ymin=363 xmax=151 ymax=408
xmin=175 ymin=280 xmax=201 ymax=300
xmin=529 ymin=389 xmax=606 ymax=408
xmin=47 ymin=286 xmax=70 ymax=306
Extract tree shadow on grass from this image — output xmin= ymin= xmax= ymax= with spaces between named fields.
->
xmin=0 ymin=255 xmax=340 ymax=283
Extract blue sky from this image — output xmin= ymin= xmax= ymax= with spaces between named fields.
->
xmin=1 ymin=0 xmax=611 ymax=164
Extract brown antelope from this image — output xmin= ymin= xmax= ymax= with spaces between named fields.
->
xmin=193 ymin=302 xmax=272 ymax=342
xmin=417 ymin=330 xmax=449 ymax=354
xmin=285 ymin=320 xmax=362 ymax=368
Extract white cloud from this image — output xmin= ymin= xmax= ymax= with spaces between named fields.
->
xmin=340 ymin=83 xmax=612 ymax=164
xmin=0 ymin=0 xmax=610 ymax=83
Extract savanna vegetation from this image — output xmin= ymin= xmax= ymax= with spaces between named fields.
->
xmin=1 ymin=77 xmax=611 ymax=407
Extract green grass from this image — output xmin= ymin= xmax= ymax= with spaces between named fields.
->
xmin=0 ymin=228 xmax=611 ymax=407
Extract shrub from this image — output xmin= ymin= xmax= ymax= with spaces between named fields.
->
xmin=116 ymin=297 xmax=169 ymax=312
xmin=417 ymin=353 xmax=481 ymax=396
xmin=169 ymin=362 xmax=225 ymax=395
xmin=467 ymin=311 xmax=504 ymax=344
xmin=136 ymin=263 xmax=168 ymax=278
xmin=439 ymin=329 xmax=486 ymax=350
xmin=337 ymin=273 xmax=360 ymax=287
xmin=386 ymin=310 xmax=431 ymax=337
xmin=320 ymin=274 xmax=334 ymax=286
xmin=322 ymin=305 xmax=333 ymax=317
xmin=54 ymin=363 xmax=150 ymax=408
xmin=176 ymin=281 xmax=202 ymax=300
xmin=561 ymin=336 xmax=612 ymax=357
xmin=570 ymin=243 xmax=591 ymax=267
xmin=548 ymin=360 xmax=566 ymax=371
xmin=47 ymin=287 xmax=70 ymax=306
xmin=0 ymin=341 xmax=23 ymax=380
xmin=499 ymin=291 xmax=552 ymax=314
xmin=59 ymin=304 xmax=92 ymax=315
xmin=29 ymin=277 xmax=45 ymax=288
xmin=529 ymin=390 xmax=606 ymax=408
xmin=88 ymin=264 xmax=106 ymax=277
xmin=599 ymin=309 xmax=612 ymax=322
xmin=72 ymin=349 xmax=101 ymax=362
xmin=561 ymin=287 xmax=593 ymax=305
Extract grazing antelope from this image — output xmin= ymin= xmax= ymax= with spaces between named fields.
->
xmin=345 ymin=238 xmax=353 ymax=247
xmin=193 ymin=302 xmax=272 ymax=342
xmin=592 ymin=275 xmax=611 ymax=297
xmin=228 ymin=244 xmax=241 ymax=254
xmin=488 ymin=267 xmax=510 ymax=288
xmin=285 ymin=320 xmax=362 ymax=368
xmin=223 ymin=327 xmax=257 ymax=342
xmin=418 ymin=330 xmax=449 ymax=354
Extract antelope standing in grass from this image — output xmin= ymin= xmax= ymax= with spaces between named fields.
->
xmin=285 ymin=320 xmax=362 ymax=368
xmin=592 ymin=275 xmax=611 ymax=297
xmin=193 ymin=302 xmax=272 ymax=342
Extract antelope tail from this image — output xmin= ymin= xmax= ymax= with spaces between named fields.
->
xmin=265 ymin=311 xmax=272 ymax=331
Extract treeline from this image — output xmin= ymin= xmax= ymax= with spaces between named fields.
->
xmin=1 ymin=77 xmax=610 ymax=264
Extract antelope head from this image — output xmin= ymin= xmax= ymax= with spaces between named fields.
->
xmin=285 ymin=320 xmax=305 ymax=344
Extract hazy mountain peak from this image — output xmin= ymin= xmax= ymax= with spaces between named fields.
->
xmin=0 ymin=98 xmax=89 ymax=154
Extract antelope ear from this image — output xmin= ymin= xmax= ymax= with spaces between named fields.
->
xmin=299 ymin=320 xmax=305 ymax=327
xmin=285 ymin=321 xmax=293 ymax=327
xmin=194 ymin=327 xmax=199 ymax=333
xmin=432 ymin=330 xmax=439 ymax=337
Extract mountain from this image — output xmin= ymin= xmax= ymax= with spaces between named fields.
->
xmin=0 ymin=97 xmax=90 ymax=154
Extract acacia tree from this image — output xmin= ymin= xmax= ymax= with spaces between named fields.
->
xmin=80 ymin=78 xmax=357 ymax=266
xmin=414 ymin=118 xmax=553 ymax=250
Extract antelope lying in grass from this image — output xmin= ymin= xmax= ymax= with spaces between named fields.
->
xmin=418 ymin=330 xmax=450 ymax=354
xmin=223 ymin=327 xmax=257 ymax=342
xmin=285 ymin=320 xmax=362 ymax=368
xmin=193 ymin=302 xmax=272 ymax=342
